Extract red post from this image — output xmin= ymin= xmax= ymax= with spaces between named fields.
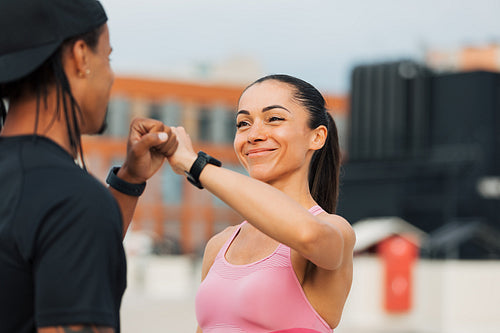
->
xmin=378 ymin=235 xmax=419 ymax=313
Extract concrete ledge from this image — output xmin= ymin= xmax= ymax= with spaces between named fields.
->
xmin=339 ymin=256 xmax=500 ymax=333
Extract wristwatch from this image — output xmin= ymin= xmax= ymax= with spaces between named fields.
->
xmin=185 ymin=151 xmax=222 ymax=189
xmin=106 ymin=166 xmax=146 ymax=196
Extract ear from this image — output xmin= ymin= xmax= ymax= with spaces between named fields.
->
xmin=63 ymin=40 xmax=90 ymax=79
xmin=309 ymin=125 xmax=327 ymax=151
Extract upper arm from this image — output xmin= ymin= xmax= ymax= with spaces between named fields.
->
xmin=200 ymin=226 xmax=236 ymax=281
xmin=38 ymin=325 xmax=114 ymax=333
xmin=303 ymin=214 xmax=356 ymax=271
xmin=329 ymin=215 xmax=356 ymax=255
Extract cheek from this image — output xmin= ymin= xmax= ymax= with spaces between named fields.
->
xmin=233 ymin=136 xmax=244 ymax=157
xmin=233 ymin=135 xmax=251 ymax=169
xmin=107 ymin=65 xmax=115 ymax=86
xmin=281 ymin=132 xmax=310 ymax=160
xmin=233 ymin=133 xmax=244 ymax=151
xmin=96 ymin=60 xmax=113 ymax=87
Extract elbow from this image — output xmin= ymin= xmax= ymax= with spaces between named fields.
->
xmin=323 ymin=234 xmax=345 ymax=270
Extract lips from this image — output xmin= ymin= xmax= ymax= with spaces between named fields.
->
xmin=245 ymin=148 xmax=277 ymax=157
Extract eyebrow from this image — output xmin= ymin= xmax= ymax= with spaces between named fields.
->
xmin=236 ymin=105 xmax=290 ymax=116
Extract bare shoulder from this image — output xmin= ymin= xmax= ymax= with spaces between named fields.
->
xmin=321 ymin=213 xmax=356 ymax=251
xmin=199 ymin=225 xmax=239 ymax=280
xmin=203 ymin=225 xmax=237 ymax=259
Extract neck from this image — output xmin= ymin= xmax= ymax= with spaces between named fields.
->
xmin=267 ymin=167 xmax=317 ymax=210
xmin=1 ymin=91 xmax=76 ymax=157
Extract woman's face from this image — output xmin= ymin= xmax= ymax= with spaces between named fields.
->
xmin=79 ymin=24 xmax=114 ymax=134
xmin=234 ymin=80 xmax=318 ymax=183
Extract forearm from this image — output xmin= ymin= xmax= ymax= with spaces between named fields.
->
xmin=109 ymin=186 xmax=139 ymax=238
xmin=108 ymin=166 xmax=144 ymax=239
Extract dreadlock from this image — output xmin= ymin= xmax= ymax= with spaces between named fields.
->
xmin=0 ymin=25 xmax=104 ymax=169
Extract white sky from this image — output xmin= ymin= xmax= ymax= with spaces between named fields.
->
xmin=101 ymin=0 xmax=500 ymax=94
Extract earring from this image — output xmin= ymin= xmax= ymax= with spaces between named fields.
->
xmin=85 ymin=69 xmax=91 ymax=75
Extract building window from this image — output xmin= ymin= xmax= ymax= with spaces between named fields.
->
xmin=224 ymin=109 xmax=237 ymax=143
xmin=210 ymin=106 xmax=236 ymax=143
xmin=149 ymin=102 xmax=162 ymax=121
xmin=105 ymin=97 xmax=130 ymax=138
xmin=161 ymin=166 xmax=182 ymax=204
xmin=160 ymin=102 xmax=181 ymax=127
xmin=198 ymin=107 xmax=211 ymax=142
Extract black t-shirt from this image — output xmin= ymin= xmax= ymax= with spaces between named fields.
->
xmin=0 ymin=136 xmax=126 ymax=332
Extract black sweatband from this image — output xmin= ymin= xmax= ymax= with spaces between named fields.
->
xmin=106 ymin=166 xmax=146 ymax=196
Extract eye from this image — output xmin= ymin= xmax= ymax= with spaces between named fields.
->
xmin=236 ymin=120 xmax=250 ymax=128
xmin=268 ymin=116 xmax=284 ymax=122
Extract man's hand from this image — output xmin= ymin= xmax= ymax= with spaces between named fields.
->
xmin=108 ymin=117 xmax=178 ymax=238
xmin=118 ymin=117 xmax=178 ymax=184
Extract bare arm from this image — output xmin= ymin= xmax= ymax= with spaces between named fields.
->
xmin=168 ymin=127 xmax=348 ymax=271
xmin=38 ymin=325 xmax=114 ymax=333
xmin=108 ymin=170 xmax=140 ymax=238
xmin=200 ymin=165 xmax=348 ymax=270
xmin=107 ymin=118 xmax=177 ymax=238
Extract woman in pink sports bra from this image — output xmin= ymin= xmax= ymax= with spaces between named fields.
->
xmin=166 ymin=74 xmax=356 ymax=332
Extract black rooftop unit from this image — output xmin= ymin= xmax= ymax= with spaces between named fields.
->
xmin=337 ymin=62 xmax=500 ymax=259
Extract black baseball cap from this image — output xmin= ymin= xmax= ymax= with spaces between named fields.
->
xmin=0 ymin=0 xmax=107 ymax=84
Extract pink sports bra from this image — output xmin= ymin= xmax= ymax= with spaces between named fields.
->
xmin=195 ymin=205 xmax=333 ymax=333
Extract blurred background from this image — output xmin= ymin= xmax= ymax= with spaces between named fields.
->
xmin=83 ymin=1 xmax=500 ymax=332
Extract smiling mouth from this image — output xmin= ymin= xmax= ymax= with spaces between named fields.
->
xmin=246 ymin=148 xmax=277 ymax=157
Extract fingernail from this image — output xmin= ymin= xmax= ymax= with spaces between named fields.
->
xmin=158 ymin=132 xmax=168 ymax=141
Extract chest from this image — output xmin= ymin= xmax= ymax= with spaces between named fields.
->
xmin=197 ymin=245 xmax=328 ymax=332
xmin=224 ymin=227 xmax=281 ymax=265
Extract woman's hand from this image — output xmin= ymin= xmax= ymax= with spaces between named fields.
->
xmin=166 ymin=126 xmax=197 ymax=175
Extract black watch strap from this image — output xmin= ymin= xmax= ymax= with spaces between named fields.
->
xmin=185 ymin=151 xmax=222 ymax=189
xmin=106 ymin=166 xmax=146 ymax=196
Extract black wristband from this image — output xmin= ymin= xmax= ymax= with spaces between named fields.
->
xmin=185 ymin=151 xmax=222 ymax=189
xmin=106 ymin=166 xmax=146 ymax=196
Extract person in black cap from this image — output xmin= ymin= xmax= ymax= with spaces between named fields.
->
xmin=0 ymin=0 xmax=177 ymax=332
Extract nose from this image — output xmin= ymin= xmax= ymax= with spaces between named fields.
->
xmin=247 ymin=120 xmax=267 ymax=143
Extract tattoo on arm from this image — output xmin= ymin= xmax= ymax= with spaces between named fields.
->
xmin=38 ymin=325 xmax=114 ymax=333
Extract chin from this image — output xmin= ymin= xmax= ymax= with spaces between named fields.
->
xmin=83 ymin=121 xmax=107 ymax=136
xmin=248 ymin=169 xmax=274 ymax=183
xmin=92 ymin=109 xmax=109 ymax=135
xmin=96 ymin=120 xmax=108 ymax=135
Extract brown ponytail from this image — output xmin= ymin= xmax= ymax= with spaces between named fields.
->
xmin=309 ymin=111 xmax=341 ymax=214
